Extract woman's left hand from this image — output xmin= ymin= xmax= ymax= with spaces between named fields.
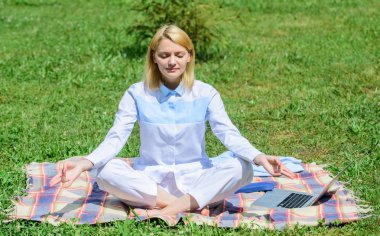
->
xmin=253 ymin=154 xmax=296 ymax=179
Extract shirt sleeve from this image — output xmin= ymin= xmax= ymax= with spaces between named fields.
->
xmin=85 ymin=90 xmax=138 ymax=168
xmin=207 ymin=88 xmax=262 ymax=163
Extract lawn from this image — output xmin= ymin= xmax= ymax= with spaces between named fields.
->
xmin=0 ymin=0 xmax=379 ymax=235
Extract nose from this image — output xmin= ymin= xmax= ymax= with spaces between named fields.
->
xmin=168 ymin=55 xmax=176 ymax=67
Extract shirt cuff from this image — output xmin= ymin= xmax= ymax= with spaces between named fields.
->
xmin=236 ymin=150 xmax=263 ymax=163
xmin=84 ymin=154 xmax=102 ymax=169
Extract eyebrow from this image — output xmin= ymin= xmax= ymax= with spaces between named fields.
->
xmin=156 ymin=51 xmax=187 ymax=54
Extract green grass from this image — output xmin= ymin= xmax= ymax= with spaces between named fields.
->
xmin=0 ymin=0 xmax=379 ymax=235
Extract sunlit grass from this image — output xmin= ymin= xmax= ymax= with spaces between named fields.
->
xmin=0 ymin=0 xmax=379 ymax=234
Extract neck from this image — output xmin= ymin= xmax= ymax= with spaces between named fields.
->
xmin=162 ymin=79 xmax=181 ymax=90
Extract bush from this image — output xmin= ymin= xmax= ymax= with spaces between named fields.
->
xmin=124 ymin=0 xmax=224 ymax=61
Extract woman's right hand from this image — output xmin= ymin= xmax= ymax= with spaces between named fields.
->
xmin=49 ymin=158 xmax=94 ymax=188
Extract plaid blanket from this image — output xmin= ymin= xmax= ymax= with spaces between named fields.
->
xmin=7 ymin=157 xmax=371 ymax=229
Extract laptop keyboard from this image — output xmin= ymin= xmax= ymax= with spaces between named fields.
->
xmin=277 ymin=193 xmax=313 ymax=208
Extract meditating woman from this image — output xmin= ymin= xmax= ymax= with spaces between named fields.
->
xmin=50 ymin=25 xmax=295 ymax=217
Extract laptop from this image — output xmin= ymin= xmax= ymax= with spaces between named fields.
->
xmin=253 ymin=161 xmax=353 ymax=209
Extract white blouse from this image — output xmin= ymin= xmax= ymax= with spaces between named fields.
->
xmin=85 ymin=80 xmax=262 ymax=183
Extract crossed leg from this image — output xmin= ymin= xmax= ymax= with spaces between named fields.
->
xmin=96 ymin=156 xmax=252 ymax=218
xmin=132 ymin=193 xmax=200 ymax=218
xmin=96 ymin=159 xmax=209 ymax=217
xmin=156 ymin=187 xmax=178 ymax=209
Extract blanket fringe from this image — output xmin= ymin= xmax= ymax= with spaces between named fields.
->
xmin=2 ymin=164 xmax=32 ymax=223
xmin=336 ymin=179 xmax=373 ymax=218
xmin=356 ymin=203 xmax=373 ymax=219
xmin=3 ymin=194 xmax=22 ymax=223
xmin=320 ymin=165 xmax=374 ymax=220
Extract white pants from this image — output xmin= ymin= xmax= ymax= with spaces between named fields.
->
xmin=96 ymin=156 xmax=253 ymax=209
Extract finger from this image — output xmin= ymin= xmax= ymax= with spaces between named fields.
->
xmin=56 ymin=162 xmax=64 ymax=175
xmin=274 ymin=158 xmax=282 ymax=173
xmin=278 ymin=164 xmax=296 ymax=178
xmin=49 ymin=174 xmax=62 ymax=186
xmin=62 ymin=165 xmax=80 ymax=188
xmin=274 ymin=157 xmax=281 ymax=165
xmin=270 ymin=157 xmax=283 ymax=174
xmin=267 ymin=156 xmax=281 ymax=173
xmin=61 ymin=175 xmax=67 ymax=183
xmin=61 ymin=162 xmax=70 ymax=182
xmin=281 ymin=166 xmax=297 ymax=179
xmin=275 ymin=160 xmax=281 ymax=173
xmin=62 ymin=162 xmax=68 ymax=176
xmin=262 ymin=162 xmax=281 ymax=177
xmin=63 ymin=178 xmax=75 ymax=188
xmin=59 ymin=162 xmax=65 ymax=178
xmin=50 ymin=162 xmax=64 ymax=186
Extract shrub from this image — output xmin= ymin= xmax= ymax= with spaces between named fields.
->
xmin=124 ymin=0 xmax=223 ymax=61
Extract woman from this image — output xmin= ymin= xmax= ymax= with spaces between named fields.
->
xmin=50 ymin=25 xmax=295 ymax=217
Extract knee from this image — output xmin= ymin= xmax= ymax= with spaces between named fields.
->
xmin=96 ymin=159 xmax=124 ymax=188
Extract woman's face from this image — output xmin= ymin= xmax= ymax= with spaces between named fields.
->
xmin=154 ymin=38 xmax=191 ymax=89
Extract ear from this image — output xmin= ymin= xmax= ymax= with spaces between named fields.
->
xmin=187 ymin=53 xmax=191 ymax=63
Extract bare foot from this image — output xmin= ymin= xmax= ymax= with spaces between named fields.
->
xmin=200 ymin=206 xmax=210 ymax=216
xmin=129 ymin=208 xmax=161 ymax=219
xmin=129 ymin=205 xmax=210 ymax=219
xmin=190 ymin=206 xmax=210 ymax=216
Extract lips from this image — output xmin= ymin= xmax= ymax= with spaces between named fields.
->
xmin=166 ymin=68 xmax=179 ymax=73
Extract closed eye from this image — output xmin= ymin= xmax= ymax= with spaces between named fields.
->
xmin=158 ymin=54 xmax=169 ymax=59
xmin=157 ymin=52 xmax=187 ymax=59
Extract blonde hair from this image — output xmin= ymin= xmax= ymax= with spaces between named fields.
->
xmin=143 ymin=25 xmax=195 ymax=90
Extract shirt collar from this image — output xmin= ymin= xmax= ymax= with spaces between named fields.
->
xmin=159 ymin=82 xmax=185 ymax=97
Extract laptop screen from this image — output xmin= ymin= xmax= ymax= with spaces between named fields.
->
xmin=314 ymin=161 xmax=354 ymax=200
